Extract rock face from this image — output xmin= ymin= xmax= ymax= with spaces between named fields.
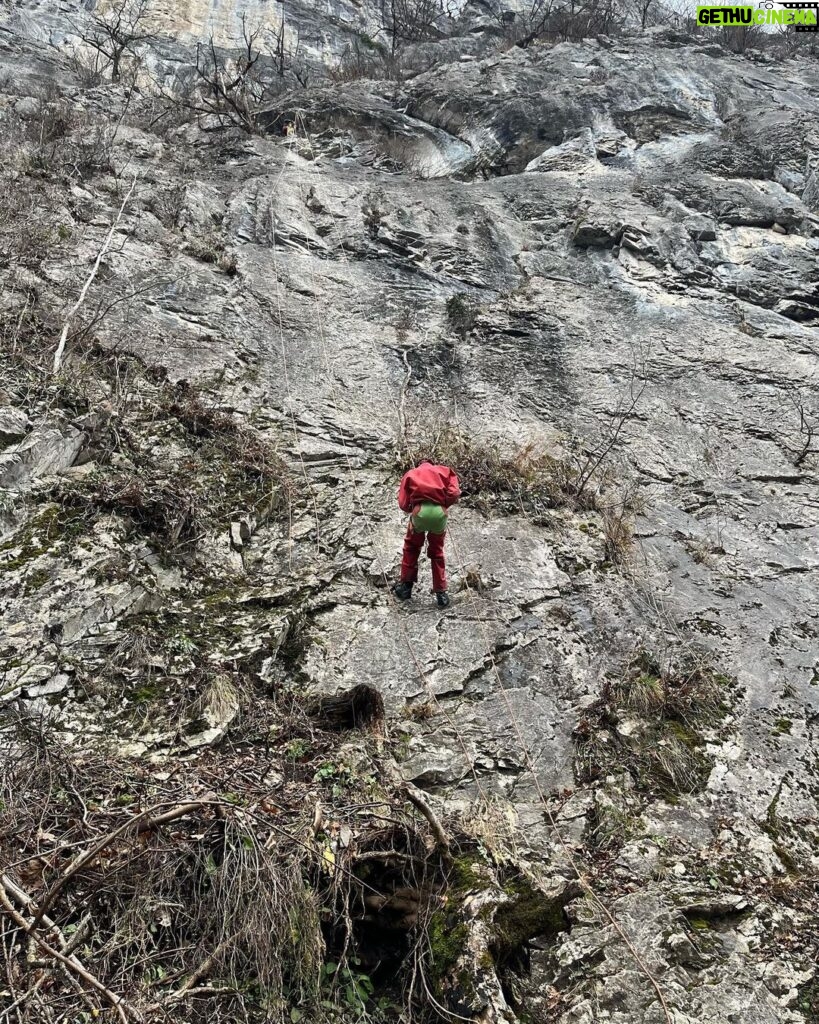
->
xmin=0 ymin=2 xmax=818 ymax=1023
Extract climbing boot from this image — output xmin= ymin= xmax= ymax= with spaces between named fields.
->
xmin=392 ymin=581 xmax=413 ymax=601
xmin=435 ymin=591 xmax=451 ymax=609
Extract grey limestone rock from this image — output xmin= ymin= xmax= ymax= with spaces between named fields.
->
xmin=0 ymin=5 xmax=817 ymax=1024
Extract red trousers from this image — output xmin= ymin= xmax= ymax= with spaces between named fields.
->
xmin=400 ymin=523 xmax=447 ymax=592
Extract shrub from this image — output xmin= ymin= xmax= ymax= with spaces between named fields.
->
xmin=397 ymin=424 xmax=613 ymax=516
xmin=54 ymin=379 xmax=292 ymax=548
xmin=0 ymin=181 xmax=57 ymax=272
xmin=327 ymin=38 xmax=392 ymax=82
xmin=17 ymin=91 xmax=114 ymax=179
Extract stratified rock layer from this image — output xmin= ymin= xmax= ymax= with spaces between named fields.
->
xmin=0 ymin=3 xmax=817 ymax=1022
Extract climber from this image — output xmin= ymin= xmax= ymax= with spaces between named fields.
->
xmin=392 ymin=460 xmax=460 ymax=609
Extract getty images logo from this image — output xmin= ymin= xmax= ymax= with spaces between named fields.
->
xmin=696 ymin=2 xmax=819 ymax=29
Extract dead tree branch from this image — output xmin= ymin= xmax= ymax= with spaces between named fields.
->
xmin=784 ymin=387 xmax=817 ymax=467
xmin=0 ymin=879 xmax=137 ymax=1024
xmin=78 ymin=0 xmax=155 ymax=82
xmin=403 ymin=784 xmax=451 ymax=856
xmin=191 ymin=16 xmax=271 ymax=132
xmin=53 ymin=174 xmax=138 ymax=373
xmin=30 ymin=793 xmax=218 ymax=931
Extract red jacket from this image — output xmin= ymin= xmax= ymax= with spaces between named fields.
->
xmin=398 ymin=463 xmax=461 ymax=513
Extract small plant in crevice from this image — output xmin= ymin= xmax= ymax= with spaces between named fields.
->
xmin=182 ymin=232 xmax=238 ymax=275
xmin=402 ymin=699 xmax=437 ymax=722
xmin=445 ymin=292 xmax=480 ymax=340
xmin=394 ymin=305 xmax=416 ymax=345
xmin=362 ymin=188 xmax=386 ymax=238
xmin=586 ymin=797 xmax=636 ymax=855
xmin=285 ymin=737 xmax=310 ymax=761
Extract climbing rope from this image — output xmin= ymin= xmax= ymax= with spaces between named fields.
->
xmin=280 ymin=114 xmax=673 ymax=1024
xmin=271 ymin=118 xmax=492 ymax=805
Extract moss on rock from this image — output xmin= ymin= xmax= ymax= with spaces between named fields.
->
xmin=494 ymin=874 xmax=567 ymax=956
xmin=575 ymin=648 xmax=736 ymax=798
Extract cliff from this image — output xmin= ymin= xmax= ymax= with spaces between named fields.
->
xmin=0 ymin=2 xmax=817 ymax=1022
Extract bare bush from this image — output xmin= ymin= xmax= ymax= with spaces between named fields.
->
xmin=0 ymin=706 xmax=503 ymax=1024
xmin=149 ymin=181 xmax=188 ymax=228
xmin=67 ymin=47 xmax=105 ymax=89
xmin=192 ymin=22 xmax=270 ymax=133
xmin=601 ymin=490 xmax=640 ymax=565
xmin=267 ymin=12 xmax=312 ymax=88
xmin=781 ymin=386 xmax=818 ymax=468
xmin=718 ymin=22 xmax=763 ymax=53
xmin=397 ymin=422 xmax=620 ymax=518
xmin=186 ymin=14 xmax=308 ymax=133
xmin=15 ymin=89 xmax=115 ymax=179
xmin=0 ymin=178 xmax=57 ymax=274
xmin=550 ymin=0 xmax=622 ymax=45
xmin=399 ymin=338 xmax=647 ymax=530
xmin=445 ymin=292 xmax=480 ymax=339
xmin=378 ymin=0 xmax=443 ymax=59
xmin=77 ymin=0 xmax=155 ymax=82
xmin=328 ymin=37 xmax=391 ymax=82
xmin=53 ymin=377 xmax=293 ymax=547
xmin=0 ymin=729 xmax=325 ymax=1023
xmin=490 ymin=0 xmax=626 ymax=45
xmin=771 ymin=25 xmax=819 ymax=59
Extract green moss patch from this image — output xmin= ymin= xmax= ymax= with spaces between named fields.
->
xmin=494 ymin=874 xmax=568 ymax=957
xmin=427 ymin=914 xmax=470 ymax=986
xmin=575 ymin=649 xmax=736 ymax=798
xmin=0 ymin=504 xmax=87 ymax=571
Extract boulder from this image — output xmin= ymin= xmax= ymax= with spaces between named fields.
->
xmin=0 ymin=407 xmax=30 ymax=446
xmin=525 ymin=129 xmax=597 ymax=173
xmin=0 ymin=422 xmax=84 ymax=488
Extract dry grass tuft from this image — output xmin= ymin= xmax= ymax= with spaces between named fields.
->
xmin=575 ymin=649 xmax=732 ymax=798
xmin=402 ymin=700 xmax=437 ymax=722
xmin=609 ymin=670 xmax=664 ymax=715
xmin=397 ymin=424 xmax=613 ymax=518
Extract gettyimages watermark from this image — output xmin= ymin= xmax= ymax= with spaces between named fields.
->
xmin=696 ymin=2 xmax=818 ymax=30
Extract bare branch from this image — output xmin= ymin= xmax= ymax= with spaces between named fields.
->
xmin=53 ymin=174 xmax=138 ymax=373
xmin=0 ymin=878 xmax=138 ymax=1024
xmin=783 ymin=387 xmax=817 ymax=468
xmin=403 ymin=784 xmax=451 ymax=856
xmin=78 ymin=0 xmax=155 ymax=82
